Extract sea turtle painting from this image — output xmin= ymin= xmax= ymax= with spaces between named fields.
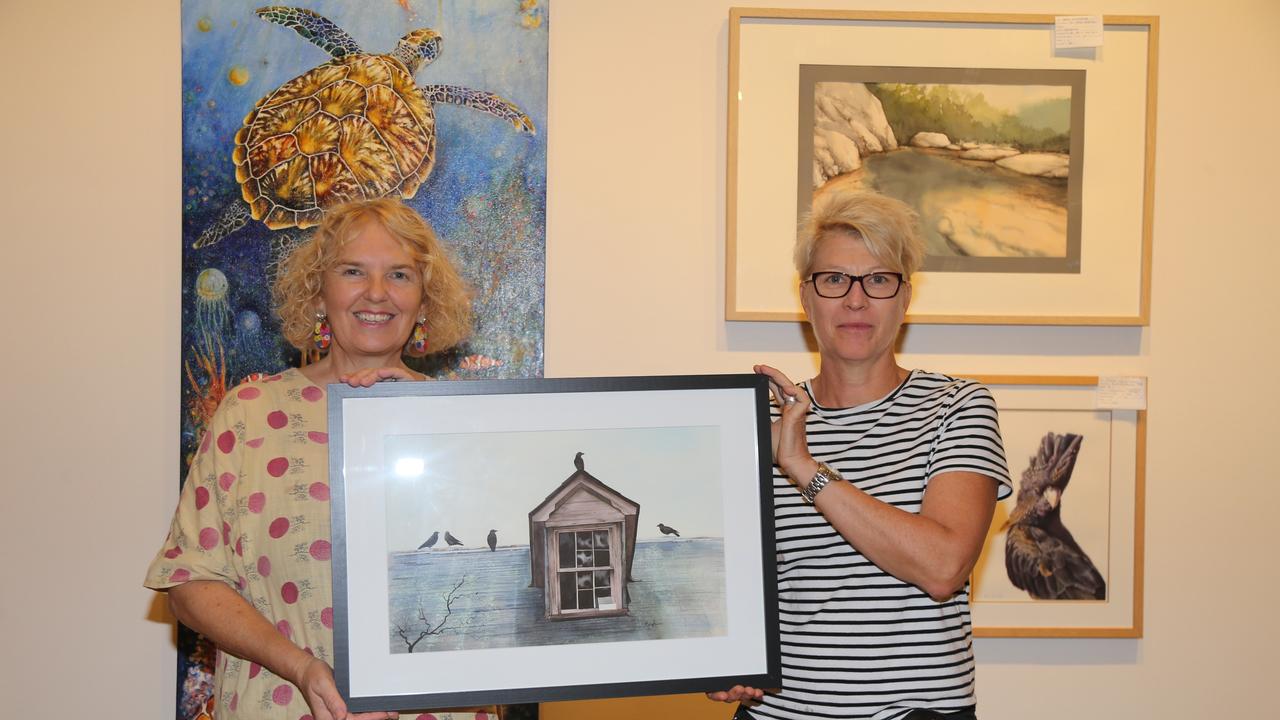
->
xmin=194 ymin=5 xmax=536 ymax=248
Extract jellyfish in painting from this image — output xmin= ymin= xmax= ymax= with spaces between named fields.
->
xmin=194 ymin=268 xmax=232 ymax=335
xmin=235 ymin=309 xmax=262 ymax=347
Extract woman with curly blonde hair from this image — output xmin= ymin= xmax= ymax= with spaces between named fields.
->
xmin=146 ymin=198 xmax=476 ymax=720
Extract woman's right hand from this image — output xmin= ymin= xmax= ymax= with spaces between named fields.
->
xmin=706 ymin=685 xmax=765 ymax=704
xmin=295 ymin=655 xmax=399 ymax=720
xmin=753 ymin=364 xmax=818 ymax=482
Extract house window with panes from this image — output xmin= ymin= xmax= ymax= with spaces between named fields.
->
xmin=553 ymin=527 xmax=621 ymax=616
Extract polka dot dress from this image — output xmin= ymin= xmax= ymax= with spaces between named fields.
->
xmin=147 ymin=369 xmax=496 ymax=719
xmin=146 ymin=369 xmax=335 ymax=719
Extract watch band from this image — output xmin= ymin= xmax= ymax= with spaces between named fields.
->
xmin=800 ymin=462 xmax=842 ymax=503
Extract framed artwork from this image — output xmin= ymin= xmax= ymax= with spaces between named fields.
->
xmin=328 ymin=375 xmax=781 ymax=710
xmin=175 ymin=2 xmax=548 ymax=715
xmin=727 ymin=9 xmax=1159 ymax=324
xmin=968 ymin=376 xmax=1146 ymax=637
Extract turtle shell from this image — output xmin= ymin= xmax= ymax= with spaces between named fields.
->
xmin=232 ymin=54 xmax=437 ymax=230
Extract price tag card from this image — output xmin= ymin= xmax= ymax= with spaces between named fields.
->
xmin=1097 ymin=376 xmax=1147 ymax=410
xmin=1055 ymin=15 xmax=1104 ymax=49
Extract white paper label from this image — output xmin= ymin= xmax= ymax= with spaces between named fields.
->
xmin=1097 ymin=376 xmax=1146 ymax=410
xmin=1055 ymin=15 xmax=1104 ymax=49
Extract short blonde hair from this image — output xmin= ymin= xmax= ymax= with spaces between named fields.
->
xmin=274 ymin=198 xmax=472 ymax=354
xmin=794 ymin=189 xmax=925 ymax=278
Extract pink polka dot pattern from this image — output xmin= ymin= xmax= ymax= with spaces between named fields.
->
xmin=217 ymin=430 xmax=236 ymax=454
xmin=219 ymin=472 xmax=235 ymax=491
xmin=267 ymin=457 xmax=289 ymax=477
xmin=302 ymin=386 xmax=323 ymax=402
xmin=246 ymin=437 xmax=265 ymax=448
xmin=163 ymin=546 xmax=183 ymax=559
xmin=195 ymin=486 xmax=210 ymax=510
xmin=308 ymin=482 xmax=329 ymax=501
xmin=269 ymin=517 xmax=290 ymax=538
xmin=198 ymin=527 xmax=219 ymax=550
xmin=309 ymin=539 xmax=331 ymax=560
xmin=221 ymin=521 xmax=232 ymax=546
xmin=281 ymin=582 xmax=299 ymax=603
xmin=248 ymin=662 xmax=262 ymax=678
xmin=276 ymin=619 xmax=292 ymax=639
xmin=301 ymin=714 xmax=315 ymax=720
xmin=234 ymin=537 xmax=244 ymax=557
xmin=321 ymin=606 xmax=333 ymax=629
xmin=247 ymin=492 xmax=267 ymax=513
xmin=199 ymin=431 xmax=212 ymax=454
xmin=170 ymin=568 xmax=191 ymax=583
xmin=307 ymin=431 xmax=329 ymax=444
xmin=272 ymin=683 xmax=293 ymax=706
xmin=229 ymin=693 xmax=238 ymax=711
xmin=267 ymin=410 xmax=288 ymax=429
xmin=258 ymin=555 xmax=272 ymax=577
xmin=237 ymin=386 xmax=261 ymax=400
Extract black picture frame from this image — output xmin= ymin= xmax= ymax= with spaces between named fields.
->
xmin=328 ymin=374 xmax=780 ymax=711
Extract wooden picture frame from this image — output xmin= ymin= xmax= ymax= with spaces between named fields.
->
xmin=727 ymin=9 xmax=1159 ymax=325
xmin=327 ymin=375 xmax=780 ymax=710
xmin=968 ymin=375 xmax=1146 ymax=637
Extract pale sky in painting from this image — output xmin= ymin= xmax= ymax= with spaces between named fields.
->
xmin=382 ymin=425 xmax=727 ymax=551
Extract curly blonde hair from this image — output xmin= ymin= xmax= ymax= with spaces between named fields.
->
xmin=274 ymin=198 xmax=472 ymax=355
xmin=794 ymin=189 xmax=925 ymax=278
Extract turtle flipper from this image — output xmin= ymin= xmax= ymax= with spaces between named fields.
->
xmin=255 ymin=6 xmax=363 ymax=59
xmin=194 ymin=203 xmax=253 ymax=249
xmin=423 ymin=84 xmax=536 ymax=134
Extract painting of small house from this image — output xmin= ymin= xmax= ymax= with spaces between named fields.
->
xmin=528 ymin=453 xmax=640 ymax=619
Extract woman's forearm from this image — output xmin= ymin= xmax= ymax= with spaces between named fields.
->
xmin=168 ymin=580 xmax=314 ymax=687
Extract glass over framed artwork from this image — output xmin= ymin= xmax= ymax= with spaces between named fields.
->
xmin=726 ymin=9 xmax=1159 ymax=325
xmin=327 ymin=375 xmax=781 ymax=710
xmin=968 ymin=375 xmax=1146 ymax=637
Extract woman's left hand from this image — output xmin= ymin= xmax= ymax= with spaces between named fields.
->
xmin=338 ymin=367 xmax=427 ymax=387
xmin=753 ymin=364 xmax=818 ymax=481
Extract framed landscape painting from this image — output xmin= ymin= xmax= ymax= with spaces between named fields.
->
xmin=727 ymin=9 xmax=1159 ymax=324
xmin=968 ymin=376 xmax=1146 ymax=637
xmin=328 ymin=374 xmax=781 ymax=709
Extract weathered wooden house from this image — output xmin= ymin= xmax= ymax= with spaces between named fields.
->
xmin=528 ymin=454 xmax=640 ymax=619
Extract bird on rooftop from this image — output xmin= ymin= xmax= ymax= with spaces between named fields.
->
xmin=574 ymin=451 xmax=585 ymax=471
xmin=444 ymin=531 xmax=464 ymax=547
xmin=417 ymin=531 xmax=438 ymax=550
xmin=1004 ymin=432 xmax=1106 ymax=600
xmin=487 ymin=529 xmax=497 ymax=551
xmin=657 ymin=523 xmax=680 ymax=537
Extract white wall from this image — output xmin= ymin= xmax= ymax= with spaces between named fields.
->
xmin=2 ymin=1 xmax=1276 ymax=717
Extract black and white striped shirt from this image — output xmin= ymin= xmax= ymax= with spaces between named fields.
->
xmin=751 ymin=370 xmax=1011 ymax=720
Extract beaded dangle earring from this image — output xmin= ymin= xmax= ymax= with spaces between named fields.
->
xmin=405 ymin=316 xmax=429 ymax=356
xmin=313 ymin=312 xmax=332 ymax=352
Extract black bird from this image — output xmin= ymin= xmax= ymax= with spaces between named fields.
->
xmin=657 ymin=523 xmax=680 ymax=537
xmin=574 ymin=451 xmax=585 ymax=471
xmin=1004 ymin=432 xmax=1106 ymax=600
xmin=417 ymin=531 xmax=439 ymax=550
xmin=487 ymin=529 xmax=497 ymax=551
xmin=444 ymin=531 xmax=464 ymax=547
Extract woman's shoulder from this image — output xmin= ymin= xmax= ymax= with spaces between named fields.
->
xmin=904 ymin=370 xmax=995 ymax=404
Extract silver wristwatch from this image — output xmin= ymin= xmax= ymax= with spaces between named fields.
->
xmin=799 ymin=462 xmax=842 ymax=504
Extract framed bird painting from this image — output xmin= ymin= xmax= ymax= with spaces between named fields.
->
xmin=968 ymin=376 xmax=1146 ymax=638
xmin=326 ymin=374 xmax=781 ymax=710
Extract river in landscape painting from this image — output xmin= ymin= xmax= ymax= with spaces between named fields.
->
xmin=830 ymin=148 xmax=1070 ymax=265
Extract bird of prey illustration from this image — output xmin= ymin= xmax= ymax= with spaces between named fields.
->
xmin=574 ymin=451 xmax=585 ymax=471
xmin=417 ymin=531 xmax=439 ymax=550
xmin=487 ymin=529 xmax=497 ymax=551
xmin=1004 ymin=432 xmax=1106 ymax=600
xmin=657 ymin=523 xmax=681 ymax=537
xmin=444 ymin=531 xmax=464 ymax=547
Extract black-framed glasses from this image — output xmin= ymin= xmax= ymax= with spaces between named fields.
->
xmin=803 ymin=271 xmax=905 ymax=299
